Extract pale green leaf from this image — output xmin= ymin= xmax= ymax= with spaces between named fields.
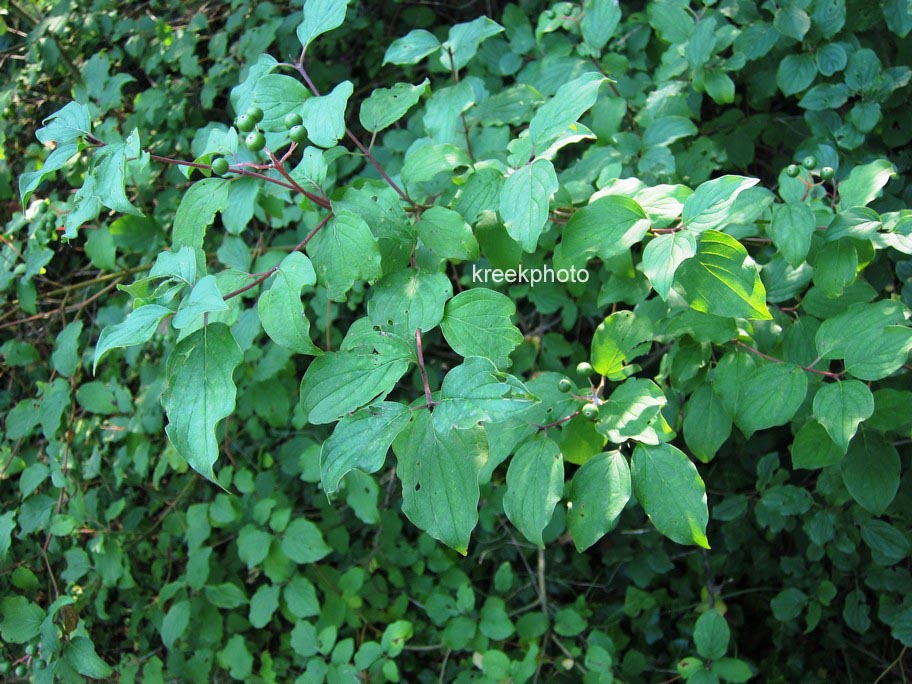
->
xmin=440 ymin=16 xmax=504 ymax=71
xmin=321 ymin=402 xmax=411 ymax=495
xmin=642 ymin=231 xmax=697 ymax=299
xmin=682 ymin=176 xmax=759 ymax=233
xmin=415 ymin=206 xmax=479 ymax=261
xmin=359 ymin=80 xmax=429 ymax=133
xmin=555 ymin=196 xmax=650 ymax=268
xmin=300 ymin=80 xmax=353 ymax=148
xmin=298 ymin=0 xmax=350 ymax=51
xmin=172 ymin=178 xmax=230 ymax=250
xmin=581 ymin=0 xmax=621 ymax=51
xmin=93 ymin=305 xmax=172 ymax=372
xmin=258 ymin=252 xmax=321 ymax=355
xmin=598 ymin=378 xmax=668 ymax=444
xmin=590 ymin=310 xmax=653 ymax=378
xmin=162 ymin=324 xmax=243 ymax=482
xmin=837 ymin=160 xmax=896 ymax=210
xmin=172 ymin=275 xmax=228 ymax=330
xmin=383 ymin=29 xmax=441 ymax=66
xmin=499 ymin=158 xmax=558 ymax=252
xmin=769 ymin=202 xmax=816 ymax=268
xmin=503 ymin=438 xmax=563 ymax=547
xmin=527 ymin=72 xmax=605 ymax=152
xmin=734 ymin=363 xmax=807 ymax=436
xmin=440 ymin=289 xmax=523 ymax=369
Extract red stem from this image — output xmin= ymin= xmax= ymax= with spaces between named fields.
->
xmin=223 ymin=214 xmax=332 ymax=300
xmin=734 ymin=340 xmax=843 ymax=379
xmin=415 ymin=328 xmax=435 ymax=408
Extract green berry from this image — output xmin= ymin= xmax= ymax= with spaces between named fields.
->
xmin=785 ymin=164 xmax=800 ymax=178
xmin=245 ymin=131 xmax=266 ymax=152
xmin=24 ymin=645 xmax=35 ymax=656
xmin=284 ymin=112 xmax=303 ymax=129
xmin=576 ymin=362 xmax=594 ymax=378
xmin=820 ymin=166 xmax=835 ymax=181
xmin=14 ymin=665 xmax=25 ymax=677
xmin=211 ymin=157 xmax=230 ymax=176
xmin=582 ymin=403 xmax=598 ymax=421
xmin=0 ymin=663 xmax=9 ymax=675
xmin=236 ymin=114 xmax=256 ymax=133
xmin=802 ymin=155 xmax=817 ymax=170
xmin=558 ymin=378 xmax=572 ymax=393
xmin=289 ymin=124 xmax=307 ymax=144
xmin=246 ymin=105 xmax=264 ymax=123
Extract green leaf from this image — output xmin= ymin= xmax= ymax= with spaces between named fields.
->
xmin=581 ymin=0 xmax=621 ymax=51
xmin=172 ymin=178 xmax=229 ymax=251
xmin=250 ymin=75 xmax=312 ymax=132
xmin=440 ymin=289 xmax=523 ymax=369
xmin=162 ymin=323 xmax=243 ymax=482
xmin=683 ymin=384 xmax=732 ymax=463
xmin=503 ymin=438 xmax=563 ymax=547
xmin=798 ymin=83 xmax=851 ymax=111
xmin=674 ymin=230 xmax=772 ymax=320
xmin=237 ymin=525 xmax=271 ymax=569
xmin=643 ymin=116 xmax=699 ymax=148
xmin=812 ymin=238 xmax=857 ymax=297
xmin=642 ymin=231 xmax=697 ymax=299
xmin=631 ymin=443 xmax=710 ymax=548
xmin=499 ymin=158 xmax=559 ymax=253
xmin=76 ymin=381 xmax=118 ymax=414
xmin=52 ymin=320 xmax=83 ymax=378
xmin=837 ymin=160 xmax=896 ymax=210
xmin=298 ymin=0 xmax=349 ymax=51
xmin=383 ymin=29 xmax=441 ymax=66
xmin=774 ymin=6 xmax=810 ymax=39
xmin=685 ymin=17 xmax=717 ymax=68
xmin=840 ymin=430 xmax=900 ymax=514
xmin=300 ymin=327 xmax=410 ymax=424
xmin=257 ymin=252 xmax=321 ymax=355
xmin=769 ymin=202 xmax=816 ymax=268
xmin=777 ymin=54 xmax=817 ymax=95
xmin=367 ymin=268 xmax=453 ymax=335
xmin=415 ymin=207 xmax=480 ymax=261
xmin=282 ymin=518 xmax=332 ymax=563
xmin=528 ymin=72 xmax=605 ymax=152
xmin=555 ymin=196 xmax=650 ymax=268
xmin=590 ymin=310 xmax=653 ymax=378
xmin=682 ymin=176 xmax=760 ymax=233
xmin=93 ymin=304 xmax=172 ymax=372
xmin=161 ymin=600 xmax=190 ymax=649
xmin=321 ymin=402 xmax=411 ymax=495
xmin=694 ymin=610 xmax=730 ymax=660
xmin=307 ymin=209 xmax=383 ymax=301
xmin=172 ymin=275 xmax=228 ymax=330
xmin=711 ymin=658 xmax=753 ymax=683
xmin=567 ymin=451 xmax=631 ymax=552
xmin=734 ymin=363 xmax=807 ymax=436
xmin=816 ymin=301 xmax=912 ymax=380
xmin=359 ymin=79 xmax=429 ymax=133
xmin=20 ymin=103 xmax=90 ymax=204
xmin=433 ymin=356 xmax=537 ymax=430
xmin=790 ymin=421 xmax=844 ymax=469
xmin=64 ymin=636 xmax=113 ymax=679
xmin=860 ymin=520 xmax=911 ymax=566
xmin=1 ymin=596 xmax=45 ymax=643
xmin=249 ymin=585 xmax=280 ymax=629
xmin=300 ymin=80 xmax=353 ymax=148
xmin=440 ymin=16 xmax=504 ymax=71
xmin=704 ymin=70 xmax=735 ymax=105
xmin=812 ymin=380 xmax=874 ymax=453
xmin=598 ymin=378 xmax=668 ymax=444
xmin=392 ymin=410 xmax=488 ymax=554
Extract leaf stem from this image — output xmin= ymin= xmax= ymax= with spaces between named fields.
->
xmin=292 ymin=57 xmax=415 ymax=206
xmin=733 ymin=340 xmax=843 ymax=379
xmin=415 ymin=328 xmax=436 ymax=408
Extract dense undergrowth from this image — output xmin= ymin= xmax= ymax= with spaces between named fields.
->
xmin=2 ymin=1 xmax=912 ymax=682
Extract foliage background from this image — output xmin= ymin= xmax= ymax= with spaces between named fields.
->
xmin=2 ymin=0 xmax=912 ymax=682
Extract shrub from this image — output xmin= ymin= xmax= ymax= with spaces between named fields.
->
xmin=2 ymin=0 xmax=911 ymax=682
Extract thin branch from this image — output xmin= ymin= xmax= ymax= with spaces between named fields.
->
xmin=415 ymin=328 xmax=435 ymax=408
xmin=734 ymin=340 xmax=843 ymax=379
xmin=223 ymin=214 xmax=332 ymax=300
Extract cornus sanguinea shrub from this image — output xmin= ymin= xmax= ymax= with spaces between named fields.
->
xmin=3 ymin=0 xmax=912 ymax=681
